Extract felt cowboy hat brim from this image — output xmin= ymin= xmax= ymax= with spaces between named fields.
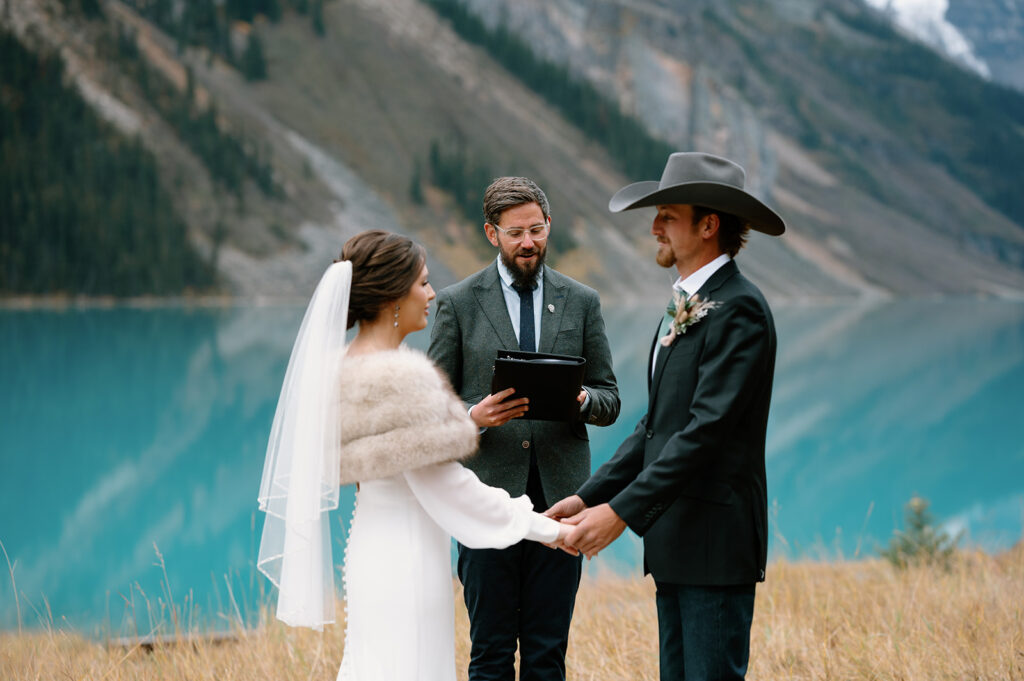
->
xmin=608 ymin=153 xmax=786 ymax=236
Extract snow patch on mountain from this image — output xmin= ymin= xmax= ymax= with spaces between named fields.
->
xmin=864 ymin=0 xmax=991 ymax=77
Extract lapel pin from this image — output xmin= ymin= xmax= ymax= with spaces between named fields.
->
xmin=547 ymin=304 xmax=555 ymax=313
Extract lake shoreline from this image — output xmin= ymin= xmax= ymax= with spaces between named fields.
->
xmin=3 ymin=291 xmax=1021 ymax=310
xmin=0 ymin=293 xmax=309 ymax=309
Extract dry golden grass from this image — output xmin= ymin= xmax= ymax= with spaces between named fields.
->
xmin=3 ymin=547 xmax=1022 ymax=680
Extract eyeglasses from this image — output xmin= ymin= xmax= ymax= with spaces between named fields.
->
xmin=490 ymin=222 xmax=549 ymax=243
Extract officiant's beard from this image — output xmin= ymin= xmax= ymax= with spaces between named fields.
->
xmin=501 ymin=245 xmax=546 ymax=290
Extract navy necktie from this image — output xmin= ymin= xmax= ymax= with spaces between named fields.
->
xmin=513 ymin=281 xmax=544 ymax=509
xmin=513 ymin=283 xmax=536 ymax=353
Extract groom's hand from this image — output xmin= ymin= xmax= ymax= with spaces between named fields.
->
xmin=470 ymin=388 xmax=529 ymax=427
xmin=564 ymin=504 xmax=627 ymax=559
xmin=545 ymin=494 xmax=586 ymax=520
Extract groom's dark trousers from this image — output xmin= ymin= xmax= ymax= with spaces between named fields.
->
xmin=577 ymin=260 xmax=775 ymax=680
xmin=430 ymin=262 xmax=619 ymax=681
xmin=655 ymin=582 xmax=756 ymax=680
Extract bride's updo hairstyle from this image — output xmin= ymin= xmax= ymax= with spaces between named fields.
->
xmin=339 ymin=230 xmax=427 ymax=330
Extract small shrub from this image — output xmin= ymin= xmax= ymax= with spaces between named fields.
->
xmin=881 ymin=496 xmax=960 ymax=570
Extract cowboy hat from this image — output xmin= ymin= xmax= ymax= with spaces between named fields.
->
xmin=609 ymin=152 xmax=786 ymax=235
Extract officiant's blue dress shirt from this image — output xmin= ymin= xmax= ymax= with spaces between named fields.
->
xmin=495 ymin=257 xmax=543 ymax=350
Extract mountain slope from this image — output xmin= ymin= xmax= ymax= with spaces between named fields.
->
xmin=454 ymin=0 xmax=1024 ymax=297
xmin=3 ymin=0 xmax=1024 ymax=300
xmin=0 ymin=24 xmax=215 ymax=295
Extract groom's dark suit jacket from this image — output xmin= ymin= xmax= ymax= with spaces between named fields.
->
xmin=577 ymin=260 xmax=775 ymax=585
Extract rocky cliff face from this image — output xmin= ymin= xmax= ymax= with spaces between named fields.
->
xmin=859 ymin=0 xmax=1024 ymax=93
xmin=861 ymin=0 xmax=991 ymax=77
xmin=461 ymin=0 xmax=778 ymax=199
xmin=4 ymin=0 xmax=1024 ymax=301
xmin=456 ymin=0 xmax=1024 ymax=298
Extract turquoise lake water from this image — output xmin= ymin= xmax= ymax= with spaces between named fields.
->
xmin=1 ymin=300 xmax=1022 ymax=633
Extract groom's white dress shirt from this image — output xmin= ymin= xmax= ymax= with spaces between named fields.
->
xmin=652 ymin=253 xmax=732 ymax=376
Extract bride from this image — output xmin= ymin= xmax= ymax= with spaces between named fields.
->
xmin=256 ymin=230 xmax=572 ymax=680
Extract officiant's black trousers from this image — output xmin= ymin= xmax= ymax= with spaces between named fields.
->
xmin=458 ymin=541 xmax=583 ymax=681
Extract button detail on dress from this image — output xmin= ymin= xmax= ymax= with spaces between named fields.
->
xmin=645 ymin=430 xmax=654 ymax=439
xmin=522 ymin=440 xmax=530 ymax=449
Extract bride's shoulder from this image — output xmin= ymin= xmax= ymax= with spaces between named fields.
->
xmin=344 ymin=346 xmax=446 ymax=391
xmin=345 ymin=345 xmax=434 ymax=372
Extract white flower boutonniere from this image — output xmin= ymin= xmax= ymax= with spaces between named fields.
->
xmin=660 ymin=291 xmax=720 ymax=346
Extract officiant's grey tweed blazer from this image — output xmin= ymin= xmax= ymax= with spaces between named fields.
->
xmin=428 ymin=263 xmax=620 ymax=507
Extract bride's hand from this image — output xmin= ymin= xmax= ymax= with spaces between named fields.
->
xmin=543 ymin=521 xmax=580 ymax=556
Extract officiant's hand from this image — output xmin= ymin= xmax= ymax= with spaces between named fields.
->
xmin=545 ymin=494 xmax=586 ymax=520
xmin=563 ymin=503 xmax=627 ymax=559
xmin=470 ymin=388 xmax=529 ymax=427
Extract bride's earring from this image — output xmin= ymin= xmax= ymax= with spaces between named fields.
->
xmin=393 ymin=305 xmax=400 ymax=327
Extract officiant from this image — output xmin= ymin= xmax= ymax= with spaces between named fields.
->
xmin=429 ymin=176 xmax=620 ymax=681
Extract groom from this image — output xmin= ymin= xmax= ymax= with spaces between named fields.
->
xmin=549 ymin=152 xmax=785 ymax=680
xmin=430 ymin=176 xmax=619 ymax=681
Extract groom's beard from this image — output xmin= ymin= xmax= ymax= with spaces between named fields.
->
xmin=501 ymin=245 xmax=547 ymax=290
xmin=655 ymin=240 xmax=676 ymax=268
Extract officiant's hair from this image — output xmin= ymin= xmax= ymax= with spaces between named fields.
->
xmin=339 ymin=230 xmax=426 ymax=330
xmin=483 ymin=176 xmax=551 ymax=227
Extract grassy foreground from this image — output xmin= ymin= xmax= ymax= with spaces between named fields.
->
xmin=2 ymin=548 xmax=1022 ymax=680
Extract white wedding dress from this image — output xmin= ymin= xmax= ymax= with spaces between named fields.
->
xmin=337 ymin=460 xmax=559 ymax=681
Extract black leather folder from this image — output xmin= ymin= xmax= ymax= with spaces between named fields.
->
xmin=489 ymin=349 xmax=587 ymax=422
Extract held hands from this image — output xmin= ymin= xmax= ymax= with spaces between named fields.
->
xmin=542 ymin=495 xmax=587 ymax=556
xmin=562 ymin=504 xmax=627 ymax=559
xmin=544 ymin=494 xmax=587 ymax=520
xmin=471 ymin=388 xmax=529 ymax=428
xmin=543 ymin=496 xmax=627 ymax=559
xmin=542 ymin=521 xmax=581 ymax=556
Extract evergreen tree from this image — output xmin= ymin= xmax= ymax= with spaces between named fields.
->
xmin=258 ymin=0 xmax=283 ymax=22
xmin=182 ymin=0 xmax=220 ymax=54
xmin=0 ymin=28 xmax=215 ymax=295
xmin=150 ymin=0 xmax=173 ymax=28
xmin=424 ymin=0 xmax=671 ymax=180
xmin=311 ymin=0 xmax=325 ymax=36
xmin=106 ymin=29 xmax=281 ymax=198
xmin=58 ymin=0 xmax=103 ymax=19
xmin=227 ymin=0 xmax=255 ymax=23
xmin=241 ymin=32 xmax=268 ymax=80
xmin=409 ymin=160 xmax=424 ymax=204
xmin=882 ymin=497 xmax=961 ymax=570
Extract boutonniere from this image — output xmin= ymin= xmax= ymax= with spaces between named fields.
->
xmin=660 ymin=291 xmax=720 ymax=346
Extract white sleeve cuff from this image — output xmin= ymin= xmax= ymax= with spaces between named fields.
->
xmin=524 ymin=508 xmax=561 ymax=543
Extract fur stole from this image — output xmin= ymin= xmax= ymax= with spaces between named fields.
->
xmin=338 ymin=345 xmax=478 ymax=484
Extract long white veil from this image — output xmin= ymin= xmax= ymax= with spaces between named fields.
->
xmin=257 ymin=260 xmax=351 ymax=630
